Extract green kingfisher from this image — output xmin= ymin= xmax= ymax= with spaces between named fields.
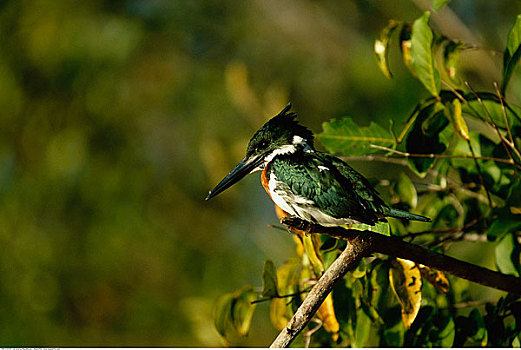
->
xmin=205 ymin=104 xmax=430 ymax=227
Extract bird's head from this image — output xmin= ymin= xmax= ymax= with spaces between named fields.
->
xmin=205 ymin=103 xmax=314 ymax=200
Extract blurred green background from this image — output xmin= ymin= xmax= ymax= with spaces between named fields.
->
xmin=0 ymin=0 xmax=520 ymax=346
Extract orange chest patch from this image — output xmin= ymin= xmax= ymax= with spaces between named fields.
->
xmin=261 ymin=167 xmax=271 ymax=198
xmin=261 ymin=167 xmax=290 ymax=219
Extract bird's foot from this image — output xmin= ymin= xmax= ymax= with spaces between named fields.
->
xmin=281 ymin=216 xmax=313 ymax=234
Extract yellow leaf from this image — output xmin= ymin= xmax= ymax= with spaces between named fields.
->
xmin=452 ymin=98 xmax=469 ymax=141
xmin=302 ymin=234 xmax=324 ymax=276
xmin=316 ymin=293 xmax=340 ymax=341
xmin=389 ymin=258 xmax=422 ymax=329
xmin=270 ymin=258 xmax=300 ymax=330
xmin=270 ymin=297 xmax=290 ymax=330
xmin=418 ymin=264 xmax=449 ymax=293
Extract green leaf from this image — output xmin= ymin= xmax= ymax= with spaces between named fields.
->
xmin=411 ymin=12 xmax=441 ymax=97
xmin=214 ymin=292 xmax=235 ymax=339
xmin=319 ymin=236 xmax=339 ymax=252
xmin=319 ymin=117 xmax=394 ymax=156
xmin=405 ymin=102 xmax=448 ymax=174
xmin=487 ymin=213 xmax=521 ymax=241
xmin=396 ymin=172 xmax=418 ymax=208
xmin=438 ymin=315 xmax=456 ymax=347
xmin=232 ymin=287 xmax=257 ymax=336
xmin=443 ymin=41 xmax=463 ymax=83
xmin=375 ymin=20 xmax=402 ymax=78
xmin=469 ymin=308 xmax=488 ymax=346
xmin=432 ymin=0 xmax=451 ymax=10
xmin=381 ymin=307 xmax=405 ymax=347
xmin=261 ymin=259 xmax=279 ymax=297
xmin=495 ymin=233 xmax=521 ymax=277
xmin=462 ymin=91 xmax=521 ymax=126
xmin=346 ymin=221 xmax=390 ymax=236
xmin=214 ymin=287 xmax=258 ymax=339
xmin=354 ymin=307 xmax=372 ymax=347
xmin=502 ymin=14 xmax=521 ymax=94
xmin=367 ymin=261 xmax=390 ymax=312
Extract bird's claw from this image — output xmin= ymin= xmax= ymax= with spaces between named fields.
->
xmin=281 ymin=216 xmax=313 ymax=233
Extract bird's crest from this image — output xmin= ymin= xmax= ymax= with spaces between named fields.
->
xmin=257 ymin=103 xmax=315 ymax=148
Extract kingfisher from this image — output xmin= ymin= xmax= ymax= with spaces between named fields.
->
xmin=205 ymin=104 xmax=430 ymax=227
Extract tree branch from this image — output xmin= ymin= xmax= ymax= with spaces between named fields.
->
xmin=270 ymin=222 xmax=521 ymax=348
xmin=270 ymin=230 xmax=373 ymax=348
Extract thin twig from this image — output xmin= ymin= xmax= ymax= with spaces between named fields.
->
xmin=493 ymin=81 xmax=521 ymax=162
xmin=251 ymin=289 xmax=312 ymax=305
xmin=341 ymin=155 xmax=409 ymax=166
xmin=369 ymin=144 xmax=516 ymax=165
xmin=441 ymin=80 xmax=466 ymax=102
xmin=467 ymin=139 xmax=493 ymax=206
xmin=450 ymin=300 xmax=495 ymax=309
xmin=493 ymin=82 xmax=515 ymax=148
xmin=304 ymin=318 xmax=323 ymax=348
xmin=402 ymin=216 xmax=485 ymax=240
xmin=465 ymin=81 xmax=517 ymax=163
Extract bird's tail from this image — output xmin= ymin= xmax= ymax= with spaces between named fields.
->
xmin=384 ymin=207 xmax=431 ymax=222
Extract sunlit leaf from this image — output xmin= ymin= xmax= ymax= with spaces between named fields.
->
xmin=270 ymin=297 xmax=290 ymax=331
xmin=351 ymin=261 xmax=367 ymax=279
xmin=261 ymin=259 xmax=279 ymax=298
xmin=451 ymin=98 xmax=469 ymax=141
xmin=389 ymin=258 xmax=422 ymax=329
xmin=270 ymin=258 xmax=301 ymax=330
xmin=495 ymin=233 xmax=521 ymax=277
xmin=345 ymin=221 xmax=390 ymax=236
xmin=319 ymin=117 xmax=394 ymax=156
xmin=502 ymin=14 xmax=521 ymax=94
xmin=317 ymin=293 xmax=340 ymax=340
xmin=302 ymin=235 xmax=324 ymax=276
xmin=400 ymin=24 xmax=415 ymax=75
xmin=432 ymin=0 xmax=451 ymax=11
xmin=410 ymin=12 xmax=441 ymax=97
xmin=375 ymin=20 xmax=402 ymax=78
xmin=232 ymin=287 xmax=257 ymax=336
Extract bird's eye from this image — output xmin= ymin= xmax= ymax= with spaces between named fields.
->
xmin=257 ymin=140 xmax=268 ymax=150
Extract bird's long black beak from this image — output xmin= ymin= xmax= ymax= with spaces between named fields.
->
xmin=205 ymin=155 xmax=264 ymax=200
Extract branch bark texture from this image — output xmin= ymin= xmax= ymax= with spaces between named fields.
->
xmin=270 ymin=223 xmax=521 ymax=348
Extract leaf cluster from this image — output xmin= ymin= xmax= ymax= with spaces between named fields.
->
xmin=214 ymin=4 xmax=521 ymax=347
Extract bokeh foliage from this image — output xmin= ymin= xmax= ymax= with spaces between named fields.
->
xmin=1 ymin=0 xmax=521 ymax=347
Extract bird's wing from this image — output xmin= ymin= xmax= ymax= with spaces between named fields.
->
xmin=323 ymin=153 xmax=388 ymax=215
xmin=268 ymin=153 xmax=382 ymax=224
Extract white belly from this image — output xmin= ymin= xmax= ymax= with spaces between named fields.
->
xmin=267 ymin=172 xmax=361 ymax=227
